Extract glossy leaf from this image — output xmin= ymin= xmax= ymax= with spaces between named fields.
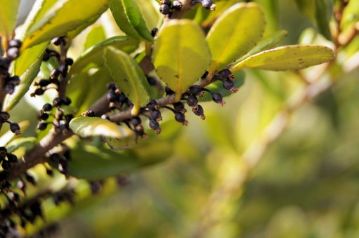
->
xmin=237 ymin=30 xmax=287 ymax=63
xmin=84 ymin=25 xmax=106 ymax=50
xmin=0 ymin=0 xmax=20 ymax=38
xmin=68 ymin=141 xmax=173 ymax=180
xmin=199 ymin=71 xmax=245 ymax=102
xmin=109 ymin=0 xmax=153 ymax=41
xmin=206 ymin=3 xmax=265 ymax=72
xmin=104 ymin=47 xmax=151 ymax=115
xmin=69 ymin=117 xmax=124 ymax=138
xmin=22 ymin=0 xmax=108 ymax=49
xmin=231 ymin=45 xmax=335 ymax=72
xmin=70 ymin=36 xmax=139 ymax=75
xmin=153 ymin=20 xmax=211 ymax=101
xmin=4 ymin=42 xmax=48 ymax=111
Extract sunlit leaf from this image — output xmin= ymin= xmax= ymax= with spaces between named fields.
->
xmin=69 ymin=117 xmax=124 ymax=138
xmin=70 ymin=36 xmax=139 ymax=75
xmin=0 ymin=0 xmax=20 ymax=38
xmin=104 ymin=47 xmax=151 ymax=115
xmin=206 ymin=3 xmax=265 ymax=72
xmin=153 ymin=20 xmax=211 ymax=101
xmin=231 ymin=45 xmax=334 ymax=71
xmin=83 ymin=25 xmax=106 ymax=50
xmin=109 ymin=0 xmax=153 ymax=41
xmin=22 ymin=0 xmax=108 ymax=49
xmin=6 ymin=137 xmax=36 ymax=153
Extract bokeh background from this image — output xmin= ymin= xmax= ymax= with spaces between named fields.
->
xmin=11 ymin=0 xmax=359 ymax=237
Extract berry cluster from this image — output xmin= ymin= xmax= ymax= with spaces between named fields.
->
xmin=0 ymin=147 xmax=19 ymax=175
xmin=159 ymin=0 xmax=183 ymax=16
xmin=31 ymin=38 xmax=73 ymax=97
xmin=0 ymin=111 xmax=20 ymax=134
xmin=48 ymin=149 xmax=71 ymax=176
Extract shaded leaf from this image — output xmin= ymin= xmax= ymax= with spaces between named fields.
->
xmin=315 ymin=0 xmax=332 ymax=40
xmin=153 ymin=20 xmax=211 ymax=101
xmin=231 ymin=45 xmax=334 ymax=71
xmin=69 ymin=117 xmax=125 ymax=138
xmin=206 ymin=3 xmax=265 ymax=72
xmin=68 ymin=142 xmax=173 ymax=180
xmin=104 ymin=47 xmax=151 ymax=115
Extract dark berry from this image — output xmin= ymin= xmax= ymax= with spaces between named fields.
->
xmin=211 ymin=92 xmax=223 ymax=105
xmin=38 ymin=79 xmax=51 ymax=87
xmin=8 ymin=39 xmax=22 ymax=48
xmin=201 ymin=71 xmax=209 ymax=79
xmin=223 ymin=79 xmax=236 ymax=91
xmin=65 ymin=58 xmax=74 ymax=66
xmin=0 ymin=111 xmax=10 ymax=122
xmin=46 ymin=168 xmax=54 ymax=176
xmin=52 ymin=37 xmax=66 ymax=46
xmin=175 ymin=112 xmax=187 ymax=125
xmin=10 ymin=122 xmax=20 ymax=134
xmin=146 ymin=76 xmax=157 ymax=85
xmin=189 ymin=85 xmax=203 ymax=95
xmin=165 ymin=87 xmax=175 ymax=95
xmin=4 ymin=83 xmax=15 ymax=94
xmin=84 ymin=110 xmax=95 ymax=117
xmin=187 ymin=95 xmax=198 ymax=107
xmin=107 ymin=91 xmax=117 ymax=102
xmin=2 ymin=160 xmax=11 ymax=170
xmin=150 ymin=110 xmax=162 ymax=121
xmin=62 ymin=97 xmax=72 ymax=106
xmin=173 ymin=102 xmax=185 ymax=112
xmin=53 ymin=97 xmax=62 ymax=107
xmin=149 ymin=119 xmax=160 ymax=133
xmin=130 ymin=117 xmax=141 ymax=127
xmin=6 ymin=153 xmax=18 ymax=163
xmin=217 ymin=69 xmax=233 ymax=80
xmin=160 ymin=4 xmax=171 ymax=14
xmin=192 ymin=105 xmax=205 ymax=119
xmin=202 ymin=0 xmax=215 ymax=9
xmin=39 ymin=112 xmax=49 ymax=120
xmin=8 ymin=76 xmax=20 ymax=85
xmin=37 ymin=122 xmax=48 ymax=131
xmin=58 ymin=64 xmax=68 ymax=77
xmin=107 ymin=82 xmax=116 ymax=90
xmin=151 ymin=28 xmax=158 ymax=37
xmin=42 ymin=103 xmax=53 ymax=112
xmin=34 ymin=88 xmax=45 ymax=96
xmin=0 ymin=147 xmax=7 ymax=158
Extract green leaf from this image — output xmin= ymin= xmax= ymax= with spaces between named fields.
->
xmin=206 ymin=3 xmax=265 ymax=72
xmin=22 ymin=0 xmax=108 ymax=49
xmin=67 ymin=69 xmax=113 ymax=114
xmin=70 ymin=36 xmax=139 ymax=75
xmin=231 ymin=45 xmax=335 ymax=72
xmin=0 ymin=0 xmax=20 ymax=38
xmin=4 ymin=42 xmax=48 ymax=111
xmin=315 ymin=0 xmax=332 ymax=40
xmin=104 ymin=47 xmax=151 ymax=115
xmin=199 ymin=71 xmax=245 ymax=102
xmin=69 ymin=117 xmax=126 ymax=138
xmin=83 ymin=25 xmax=106 ymax=50
xmin=153 ymin=20 xmax=211 ymax=101
xmin=342 ymin=0 xmax=359 ymax=29
xmin=109 ymin=0 xmax=153 ymax=41
xmin=6 ymin=137 xmax=36 ymax=153
xmin=68 ymin=141 xmax=173 ymax=180
xmin=237 ymin=30 xmax=287 ymax=63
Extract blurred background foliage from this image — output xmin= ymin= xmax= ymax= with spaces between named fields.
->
xmin=9 ymin=0 xmax=359 ymax=237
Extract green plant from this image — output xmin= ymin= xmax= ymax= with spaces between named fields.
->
xmin=0 ymin=0 xmax=357 ymax=237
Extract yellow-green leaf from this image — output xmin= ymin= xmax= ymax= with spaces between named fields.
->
xmin=22 ymin=0 xmax=108 ymax=49
xmin=104 ymin=47 xmax=151 ymax=115
xmin=231 ymin=45 xmax=335 ymax=72
xmin=109 ymin=0 xmax=153 ymax=41
xmin=69 ymin=117 xmax=125 ymax=138
xmin=206 ymin=3 xmax=265 ymax=72
xmin=153 ymin=20 xmax=211 ymax=101
xmin=0 ymin=0 xmax=20 ymax=38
